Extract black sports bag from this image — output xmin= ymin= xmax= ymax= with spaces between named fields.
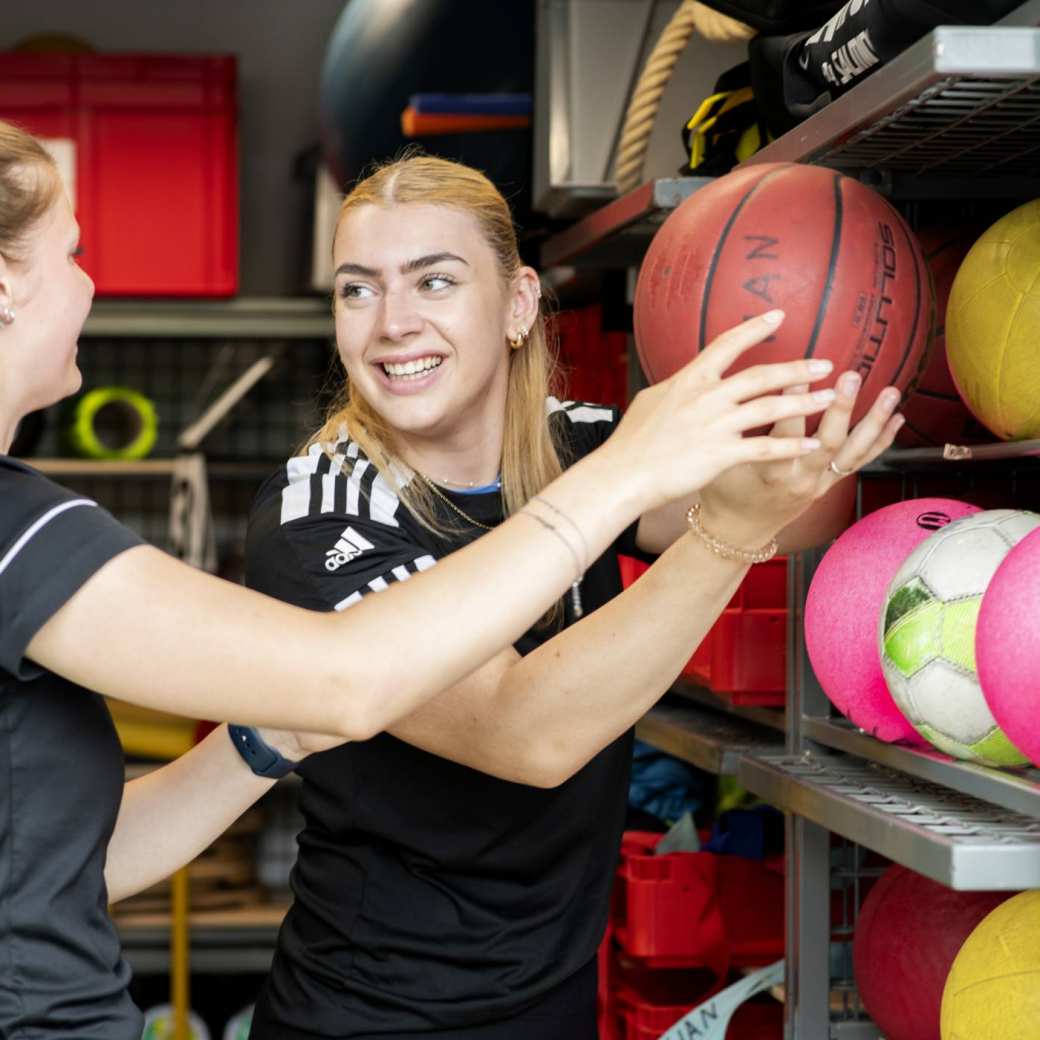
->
xmin=750 ymin=0 xmax=1025 ymax=136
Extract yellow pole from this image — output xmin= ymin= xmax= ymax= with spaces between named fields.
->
xmin=170 ymin=866 xmax=191 ymax=1040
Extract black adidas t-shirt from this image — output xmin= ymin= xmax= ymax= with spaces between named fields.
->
xmin=244 ymin=400 xmax=651 ymax=1037
xmin=0 ymin=458 xmax=143 ymax=1039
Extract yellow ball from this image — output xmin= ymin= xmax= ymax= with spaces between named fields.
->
xmin=946 ymin=199 xmax=1040 ymax=440
xmin=940 ymin=889 xmax=1040 ymax=1039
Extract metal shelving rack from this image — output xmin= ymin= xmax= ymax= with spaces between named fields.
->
xmin=25 ymin=459 xmax=276 ymax=479
xmin=539 ymin=7 xmax=1040 ymax=1037
xmin=671 ymin=677 xmax=787 ymax=735
xmin=51 ymin=300 xmax=336 ymax=976
xmin=116 ymin=902 xmax=288 ymax=975
xmin=84 ymin=296 xmax=334 ymax=340
xmin=540 ymin=19 xmax=1040 ymax=268
xmin=775 ymin=435 xmax=1040 ymax=1038
xmin=540 ymin=178 xmax=711 ymax=268
xmin=635 ymin=698 xmax=782 ymax=776
xmin=745 ymin=24 xmax=1040 ymax=198
xmin=739 ymin=751 xmax=1040 ymax=892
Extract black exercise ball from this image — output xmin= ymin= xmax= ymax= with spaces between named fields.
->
xmin=319 ymin=0 xmax=533 ymax=214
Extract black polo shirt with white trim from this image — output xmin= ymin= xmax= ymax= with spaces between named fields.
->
xmin=0 ymin=457 xmax=143 ymax=1039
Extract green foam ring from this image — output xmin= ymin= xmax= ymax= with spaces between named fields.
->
xmin=67 ymin=386 xmax=158 ymax=460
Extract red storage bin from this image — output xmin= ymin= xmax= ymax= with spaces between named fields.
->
xmin=689 ymin=555 xmax=787 ymax=706
xmin=618 ymin=554 xmax=788 ymax=706
xmin=597 ymin=933 xmax=724 ymax=1040
xmin=556 ymin=304 xmax=629 ymax=408
xmin=613 ymin=832 xmax=785 ymax=971
xmin=615 ymin=988 xmax=783 ymax=1040
xmin=0 ymin=53 xmax=238 ymax=296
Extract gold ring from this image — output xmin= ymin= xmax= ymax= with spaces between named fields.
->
xmin=828 ymin=459 xmax=856 ymax=478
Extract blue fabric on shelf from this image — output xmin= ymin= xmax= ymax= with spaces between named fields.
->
xmin=628 ymin=738 xmax=709 ymax=826
xmin=704 ymin=804 xmax=784 ymax=860
xmin=407 ymin=93 xmax=533 ymax=116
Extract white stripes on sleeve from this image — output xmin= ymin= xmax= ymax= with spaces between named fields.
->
xmin=333 ymin=554 xmax=437 ymax=611
xmin=0 ymin=499 xmax=98 ymax=579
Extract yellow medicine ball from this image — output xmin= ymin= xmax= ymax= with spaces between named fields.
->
xmin=940 ymin=889 xmax=1040 ymax=1039
xmin=946 ymin=199 xmax=1040 ymax=441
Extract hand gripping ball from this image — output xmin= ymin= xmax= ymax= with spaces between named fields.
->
xmin=805 ymin=498 xmax=980 ymax=743
xmin=634 ymin=162 xmax=933 ymax=431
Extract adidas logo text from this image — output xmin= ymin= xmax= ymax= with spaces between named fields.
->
xmin=325 ymin=526 xmax=375 ymax=571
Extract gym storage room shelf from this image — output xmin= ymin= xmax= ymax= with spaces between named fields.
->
xmin=738 ymin=750 xmax=1040 ymax=890
xmin=747 ymin=25 xmax=1040 ymax=197
xmin=539 ymin=177 xmax=711 ymax=268
xmin=83 ymin=297 xmax=335 ymax=339
xmin=116 ymin=901 xmax=289 ymax=975
xmin=670 ymin=678 xmax=787 ymax=734
xmin=24 ymin=459 xmax=276 ymax=478
xmin=539 ymin=18 xmax=1040 ymax=273
xmin=803 ymin=717 xmax=1040 ymax=819
xmin=635 ymin=700 xmax=783 ymax=776
xmin=880 ymin=437 xmax=1040 ymax=466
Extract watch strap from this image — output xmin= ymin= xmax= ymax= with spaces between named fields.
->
xmin=227 ymin=724 xmax=299 ymax=779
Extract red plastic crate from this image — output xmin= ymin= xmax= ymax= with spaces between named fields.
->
xmin=597 ymin=932 xmax=724 ymax=1040
xmin=0 ymin=53 xmax=238 ymax=297
xmin=556 ymin=305 xmax=629 ymax=409
xmin=613 ymin=832 xmax=785 ymax=972
xmin=618 ymin=555 xmax=787 ymax=706
xmin=615 ymin=988 xmax=783 ymax=1040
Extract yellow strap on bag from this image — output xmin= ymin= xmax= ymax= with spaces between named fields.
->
xmin=685 ymin=85 xmax=755 ymax=169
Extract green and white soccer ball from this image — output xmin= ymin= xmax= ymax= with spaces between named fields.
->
xmin=879 ymin=509 xmax=1040 ymax=767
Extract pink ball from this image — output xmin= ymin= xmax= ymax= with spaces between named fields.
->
xmin=978 ymin=527 xmax=1040 ymax=766
xmin=805 ymin=498 xmax=981 ymax=743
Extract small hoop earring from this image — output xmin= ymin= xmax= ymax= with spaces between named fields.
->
xmin=508 ymin=329 xmax=527 ymax=350
xmin=0 ymin=305 xmax=14 ymax=326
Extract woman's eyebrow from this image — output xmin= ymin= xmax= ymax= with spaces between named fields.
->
xmin=401 ymin=252 xmax=469 ymax=274
xmin=334 ymin=253 xmax=469 ymax=280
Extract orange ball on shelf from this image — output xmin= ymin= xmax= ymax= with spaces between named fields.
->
xmin=634 ymin=162 xmax=933 ymax=432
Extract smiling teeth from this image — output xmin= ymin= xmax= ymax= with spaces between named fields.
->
xmin=383 ymin=356 xmax=443 ymax=379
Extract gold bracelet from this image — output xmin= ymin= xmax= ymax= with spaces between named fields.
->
xmin=685 ymin=503 xmax=778 ymax=565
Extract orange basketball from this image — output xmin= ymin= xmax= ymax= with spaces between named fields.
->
xmin=634 ymin=163 xmax=933 ymax=430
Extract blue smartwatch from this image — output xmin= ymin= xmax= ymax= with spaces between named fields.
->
xmin=227 ymin=724 xmax=299 ymax=779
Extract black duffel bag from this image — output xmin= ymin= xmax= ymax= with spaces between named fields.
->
xmin=750 ymin=0 xmax=1025 ymax=136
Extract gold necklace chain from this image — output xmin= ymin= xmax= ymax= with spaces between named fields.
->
xmin=419 ymin=474 xmax=497 ymax=531
xmin=436 ymin=475 xmax=498 ymax=489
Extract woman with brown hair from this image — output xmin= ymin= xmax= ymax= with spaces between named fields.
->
xmin=0 ymin=120 xmax=848 ymax=1038
xmin=243 ymin=154 xmax=901 ymax=1039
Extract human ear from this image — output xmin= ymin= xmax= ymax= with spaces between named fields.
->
xmin=0 ymin=257 xmax=14 ymax=324
xmin=507 ymin=267 xmax=542 ymax=341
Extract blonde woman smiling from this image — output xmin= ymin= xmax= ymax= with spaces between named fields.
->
xmin=243 ymin=155 xmax=900 ymax=1040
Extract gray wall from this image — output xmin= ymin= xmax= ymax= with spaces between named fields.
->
xmin=1 ymin=0 xmax=346 ymax=295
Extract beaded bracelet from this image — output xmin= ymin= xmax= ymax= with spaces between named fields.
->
xmin=685 ymin=502 xmax=778 ymax=565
